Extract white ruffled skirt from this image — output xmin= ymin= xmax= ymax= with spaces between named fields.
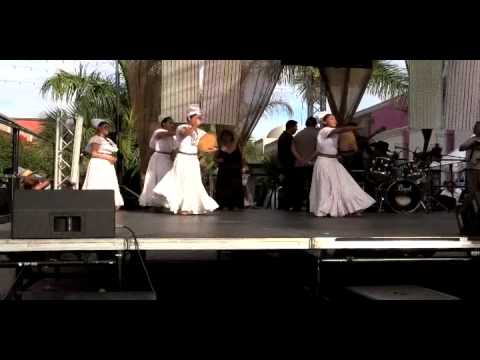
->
xmin=309 ymin=157 xmax=375 ymax=217
xmin=82 ymin=158 xmax=124 ymax=207
xmin=153 ymin=153 xmax=218 ymax=214
xmin=139 ymin=153 xmax=172 ymax=207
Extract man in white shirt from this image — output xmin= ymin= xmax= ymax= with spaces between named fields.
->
xmin=438 ymin=181 xmax=462 ymax=210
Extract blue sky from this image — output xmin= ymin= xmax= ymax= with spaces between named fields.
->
xmin=0 ymin=60 xmax=405 ymax=138
xmin=0 ymin=60 xmax=115 ymax=118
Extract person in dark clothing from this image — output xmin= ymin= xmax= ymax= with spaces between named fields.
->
xmin=215 ymin=130 xmax=244 ymax=210
xmin=430 ymin=143 xmax=443 ymax=163
xmin=460 ymin=121 xmax=480 ymax=194
xmin=277 ymin=120 xmax=298 ymax=210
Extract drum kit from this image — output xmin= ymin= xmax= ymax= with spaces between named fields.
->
xmin=361 ymin=147 xmax=447 ymax=214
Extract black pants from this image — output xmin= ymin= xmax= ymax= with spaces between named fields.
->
xmin=291 ymin=166 xmax=313 ymax=211
xmin=436 ymin=195 xmax=457 ymax=211
xmin=215 ymin=168 xmax=244 ymax=210
xmin=280 ymin=167 xmax=296 ymax=210
xmin=467 ymin=169 xmax=480 ymax=194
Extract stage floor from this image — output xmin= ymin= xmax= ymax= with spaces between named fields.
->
xmin=115 ymin=209 xmax=460 ymax=239
xmin=0 ymin=209 xmax=460 ymax=239
xmin=0 ymin=209 xmax=472 ymax=252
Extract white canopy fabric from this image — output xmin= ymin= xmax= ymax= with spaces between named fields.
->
xmin=128 ymin=60 xmax=283 ymax=173
xmin=444 ymin=60 xmax=480 ymax=131
xmin=408 ymin=60 xmax=444 ymax=130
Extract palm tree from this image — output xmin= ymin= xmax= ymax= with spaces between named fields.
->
xmin=281 ymin=60 xmax=409 ymax=107
xmin=40 ymin=61 xmax=139 ymax=176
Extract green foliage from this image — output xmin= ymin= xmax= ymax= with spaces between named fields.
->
xmin=19 ymin=140 xmax=55 ymax=177
xmin=0 ymin=121 xmax=55 ymax=177
xmin=262 ymin=154 xmax=282 ymax=187
xmin=369 ymin=60 xmax=409 ymax=100
xmin=0 ymin=133 xmax=12 ymax=174
xmin=243 ymin=138 xmax=264 ymax=163
xmin=118 ymin=110 xmax=140 ymax=176
xmin=40 ymin=61 xmax=139 ymax=177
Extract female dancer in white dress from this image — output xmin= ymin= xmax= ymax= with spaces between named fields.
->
xmin=153 ymin=105 xmax=219 ymax=215
xmin=309 ymin=114 xmax=375 ymax=217
xmin=82 ymin=119 xmax=124 ymax=209
xmin=139 ymin=116 xmax=177 ymax=207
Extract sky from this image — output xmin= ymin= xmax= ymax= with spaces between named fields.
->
xmin=0 ymin=60 xmax=406 ymax=138
xmin=0 ymin=60 xmax=116 ymax=118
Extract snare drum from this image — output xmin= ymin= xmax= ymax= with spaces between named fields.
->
xmin=368 ymin=157 xmax=392 ymax=183
xmin=403 ymin=162 xmax=427 ymax=184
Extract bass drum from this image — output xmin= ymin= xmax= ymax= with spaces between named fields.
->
xmin=385 ymin=179 xmax=423 ymax=213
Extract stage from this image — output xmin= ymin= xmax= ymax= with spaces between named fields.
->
xmin=1 ymin=208 xmax=480 ymax=301
xmin=0 ymin=209 xmax=478 ymax=252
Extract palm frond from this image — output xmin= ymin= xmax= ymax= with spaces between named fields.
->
xmin=280 ymin=65 xmax=323 ymax=105
xmin=42 ymin=103 xmax=81 ymax=123
xmin=263 ymin=98 xmax=294 ymax=117
xmin=40 ymin=64 xmax=121 ymax=118
xmin=367 ymin=60 xmax=409 ymax=100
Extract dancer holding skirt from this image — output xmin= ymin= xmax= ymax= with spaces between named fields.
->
xmin=309 ymin=114 xmax=375 ymax=217
xmin=139 ymin=116 xmax=177 ymax=207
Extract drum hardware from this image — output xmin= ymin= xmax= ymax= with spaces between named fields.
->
xmin=364 ymin=152 xmax=451 ymax=214
xmin=361 ymin=146 xmax=469 ymax=214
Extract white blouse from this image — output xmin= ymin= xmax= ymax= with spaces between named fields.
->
xmin=85 ymin=135 xmax=118 ymax=155
xmin=316 ymin=127 xmax=338 ymax=156
xmin=176 ymin=124 xmax=205 ymax=154
xmin=149 ymin=129 xmax=177 ymax=153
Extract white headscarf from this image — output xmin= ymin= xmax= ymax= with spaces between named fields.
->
xmin=91 ymin=118 xmax=113 ymax=129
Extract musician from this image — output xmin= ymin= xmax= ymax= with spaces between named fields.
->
xmin=341 ymin=125 xmax=387 ymax=172
xmin=438 ymin=181 xmax=462 ymax=209
xmin=459 ymin=121 xmax=480 ymax=193
xmin=22 ymin=175 xmax=50 ymax=190
xmin=338 ymin=122 xmax=359 ymax=172
xmin=20 ymin=169 xmax=51 ymax=190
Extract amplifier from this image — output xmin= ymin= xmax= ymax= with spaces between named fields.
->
xmin=12 ymin=190 xmax=115 ymax=239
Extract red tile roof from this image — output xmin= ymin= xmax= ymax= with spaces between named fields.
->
xmin=11 ymin=118 xmax=46 ymax=135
